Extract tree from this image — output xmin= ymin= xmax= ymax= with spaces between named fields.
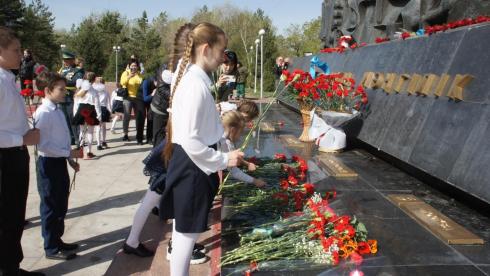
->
xmin=126 ymin=11 xmax=162 ymax=77
xmin=71 ymin=16 xmax=105 ymax=75
xmin=20 ymin=0 xmax=59 ymax=69
xmin=0 ymin=0 xmax=24 ymax=30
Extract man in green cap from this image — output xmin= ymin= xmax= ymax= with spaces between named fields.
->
xmin=58 ymin=49 xmax=84 ymax=145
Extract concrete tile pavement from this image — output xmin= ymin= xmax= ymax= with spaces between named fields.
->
xmin=21 ymin=120 xmax=217 ymax=275
xmin=21 ymin=122 xmax=154 ymax=275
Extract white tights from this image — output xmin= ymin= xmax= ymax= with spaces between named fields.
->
xmin=80 ymin=125 xmax=94 ymax=153
xmin=170 ymin=222 xmax=200 ymax=276
xmin=111 ymin=114 xmax=121 ymax=130
xmin=96 ymin=123 xmax=107 ymax=146
xmin=126 ymin=190 xmax=162 ymax=248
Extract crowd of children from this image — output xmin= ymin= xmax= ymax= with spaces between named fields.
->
xmin=1 ymin=22 xmax=262 ymax=276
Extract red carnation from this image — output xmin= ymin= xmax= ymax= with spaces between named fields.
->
xmin=20 ymin=88 xmax=33 ymax=97
xmin=23 ymin=79 xmax=33 ymax=85
xmin=303 ymin=183 xmax=315 ymax=195
xmin=34 ymin=90 xmax=45 ymax=98
xmin=401 ymin=32 xmax=411 ymax=40
xmin=357 ymin=241 xmax=372 ymax=255
xmin=280 ymin=179 xmax=289 ymax=190
xmin=288 ymin=175 xmax=298 ymax=186
xmin=350 ymin=252 xmax=363 ymax=266
xmin=274 ymin=153 xmax=287 ymax=162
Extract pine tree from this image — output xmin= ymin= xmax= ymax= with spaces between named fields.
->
xmin=0 ymin=0 xmax=24 ymax=30
xmin=20 ymin=0 xmax=59 ymax=69
xmin=126 ymin=11 xmax=162 ymax=77
xmin=72 ymin=17 xmax=105 ymax=75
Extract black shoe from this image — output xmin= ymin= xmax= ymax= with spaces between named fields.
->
xmin=122 ymin=135 xmax=129 ymax=141
xmin=97 ymin=145 xmax=104 ymax=150
xmin=122 ymin=243 xmax=154 ymax=257
xmin=137 ymin=141 xmax=144 ymax=145
xmin=102 ymin=142 xmax=108 ymax=148
xmin=151 ymin=207 xmax=159 ymax=216
xmin=59 ymin=241 xmax=79 ymax=251
xmin=166 ymin=243 xmax=207 ymax=264
xmin=19 ymin=269 xmax=46 ymax=276
xmin=45 ymin=251 xmax=77 ymax=260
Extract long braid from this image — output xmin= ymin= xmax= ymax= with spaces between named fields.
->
xmin=163 ymin=32 xmax=194 ymax=165
xmin=169 ymin=23 xmax=195 ymax=72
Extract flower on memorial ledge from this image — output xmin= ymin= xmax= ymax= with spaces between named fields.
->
xmin=401 ymin=32 xmax=411 ymax=40
xmin=274 ymin=153 xmax=287 ymax=162
xmin=303 ymin=183 xmax=315 ymax=195
xmin=375 ymin=37 xmax=390 ymax=44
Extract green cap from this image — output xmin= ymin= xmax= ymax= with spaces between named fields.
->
xmin=62 ymin=49 xmax=76 ymax=59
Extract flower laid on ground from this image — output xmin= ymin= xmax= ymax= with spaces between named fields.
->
xmin=401 ymin=32 xmax=412 ymax=40
xmin=375 ymin=37 xmax=390 ymax=44
xmin=221 ymin=191 xmax=378 ymax=268
xmin=221 ymin=155 xmax=378 ymax=271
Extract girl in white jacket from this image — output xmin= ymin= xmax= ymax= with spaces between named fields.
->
xmin=73 ymin=72 xmax=101 ymax=159
xmin=93 ymin=77 xmax=111 ymax=150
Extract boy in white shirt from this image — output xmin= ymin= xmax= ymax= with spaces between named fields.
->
xmin=0 ymin=26 xmax=43 ymax=276
xmin=34 ymin=72 xmax=82 ymax=261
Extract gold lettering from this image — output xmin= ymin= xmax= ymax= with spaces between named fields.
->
xmin=362 ymin=72 xmax=377 ymax=88
xmin=433 ymin=74 xmax=451 ymax=97
xmin=407 ymin=74 xmax=423 ymax=95
xmin=447 ymin=74 xmax=474 ymax=101
xmin=420 ymin=74 xmax=439 ymax=96
xmin=382 ymin=73 xmax=397 ymax=94
xmin=373 ymin=73 xmax=384 ymax=89
xmin=394 ymin=74 xmax=411 ymax=93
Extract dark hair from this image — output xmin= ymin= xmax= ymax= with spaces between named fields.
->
xmin=0 ymin=26 xmax=19 ymax=49
xmin=237 ymin=100 xmax=259 ymax=121
xmin=84 ymin=71 xmax=96 ymax=83
xmin=36 ymin=71 xmax=66 ymax=92
xmin=129 ymin=61 xmax=140 ymax=70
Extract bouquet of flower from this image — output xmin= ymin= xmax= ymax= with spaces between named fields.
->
xmin=282 ymin=69 xmax=368 ymax=114
xmin=221 ymin=192 xmax=378 ymax=268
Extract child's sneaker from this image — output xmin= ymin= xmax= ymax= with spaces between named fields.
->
xmin=97 ymin=145 xmax=103 ymax=151
xmin=102 ymin=142 xmax=108 ymax=148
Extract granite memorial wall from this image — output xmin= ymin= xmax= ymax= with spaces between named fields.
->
xmin=284 ymin=23 xmax=490 ymax=204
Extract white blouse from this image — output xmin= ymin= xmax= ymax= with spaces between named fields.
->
xmin=74 ymin=82 xmax=101 ymax=119
xmin=170 ymin=64 xmax=228 ymax=175
xmin=218 ymin=136 xmax=254 ymax=184
xmin=93 ymin=83 xmax=110 ymax=108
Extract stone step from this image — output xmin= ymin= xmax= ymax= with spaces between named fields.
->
xmin=105 ymin=200 xmax=222 ymax=276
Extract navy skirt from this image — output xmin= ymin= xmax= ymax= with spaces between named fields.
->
xmin=159 ymin=143 xmax=219 ymax=233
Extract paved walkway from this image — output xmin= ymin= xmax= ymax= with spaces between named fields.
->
xmin=20 ymin=121 xmax=214 ymax=275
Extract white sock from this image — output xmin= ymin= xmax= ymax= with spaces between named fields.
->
xmin=101 ymin=123 xmax=107 ymax=142
xmin=95 ymin=125 xmax=101 ymax=146
xmin=86 ymin=126 xmax=94 ymax=153
xmin=126 ymin=190 xmax=162 ymax=248
xmin=111 ymin=115 xmax=119 ymax=130
xmin=170 ymin=223 xmax=200 ymax=276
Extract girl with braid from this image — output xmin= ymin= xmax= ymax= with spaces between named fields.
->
xmin=122 ymin=23 xmax=209 ymax=261
xmin=160 ymin=22 xmax=243 ymax=276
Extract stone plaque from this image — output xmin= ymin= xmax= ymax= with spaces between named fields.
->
xmin=279 ymin=135 xmax=305 ymax=148
xmin=387 ymin=194 xmax=422 ymax=207
xmin=318 ymin=154 xmax=358 ymax=179
xmin=391 ymin=196 xmax=484 ymax=245
xmin=259 ymin=122 xmax=277 ymax=133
